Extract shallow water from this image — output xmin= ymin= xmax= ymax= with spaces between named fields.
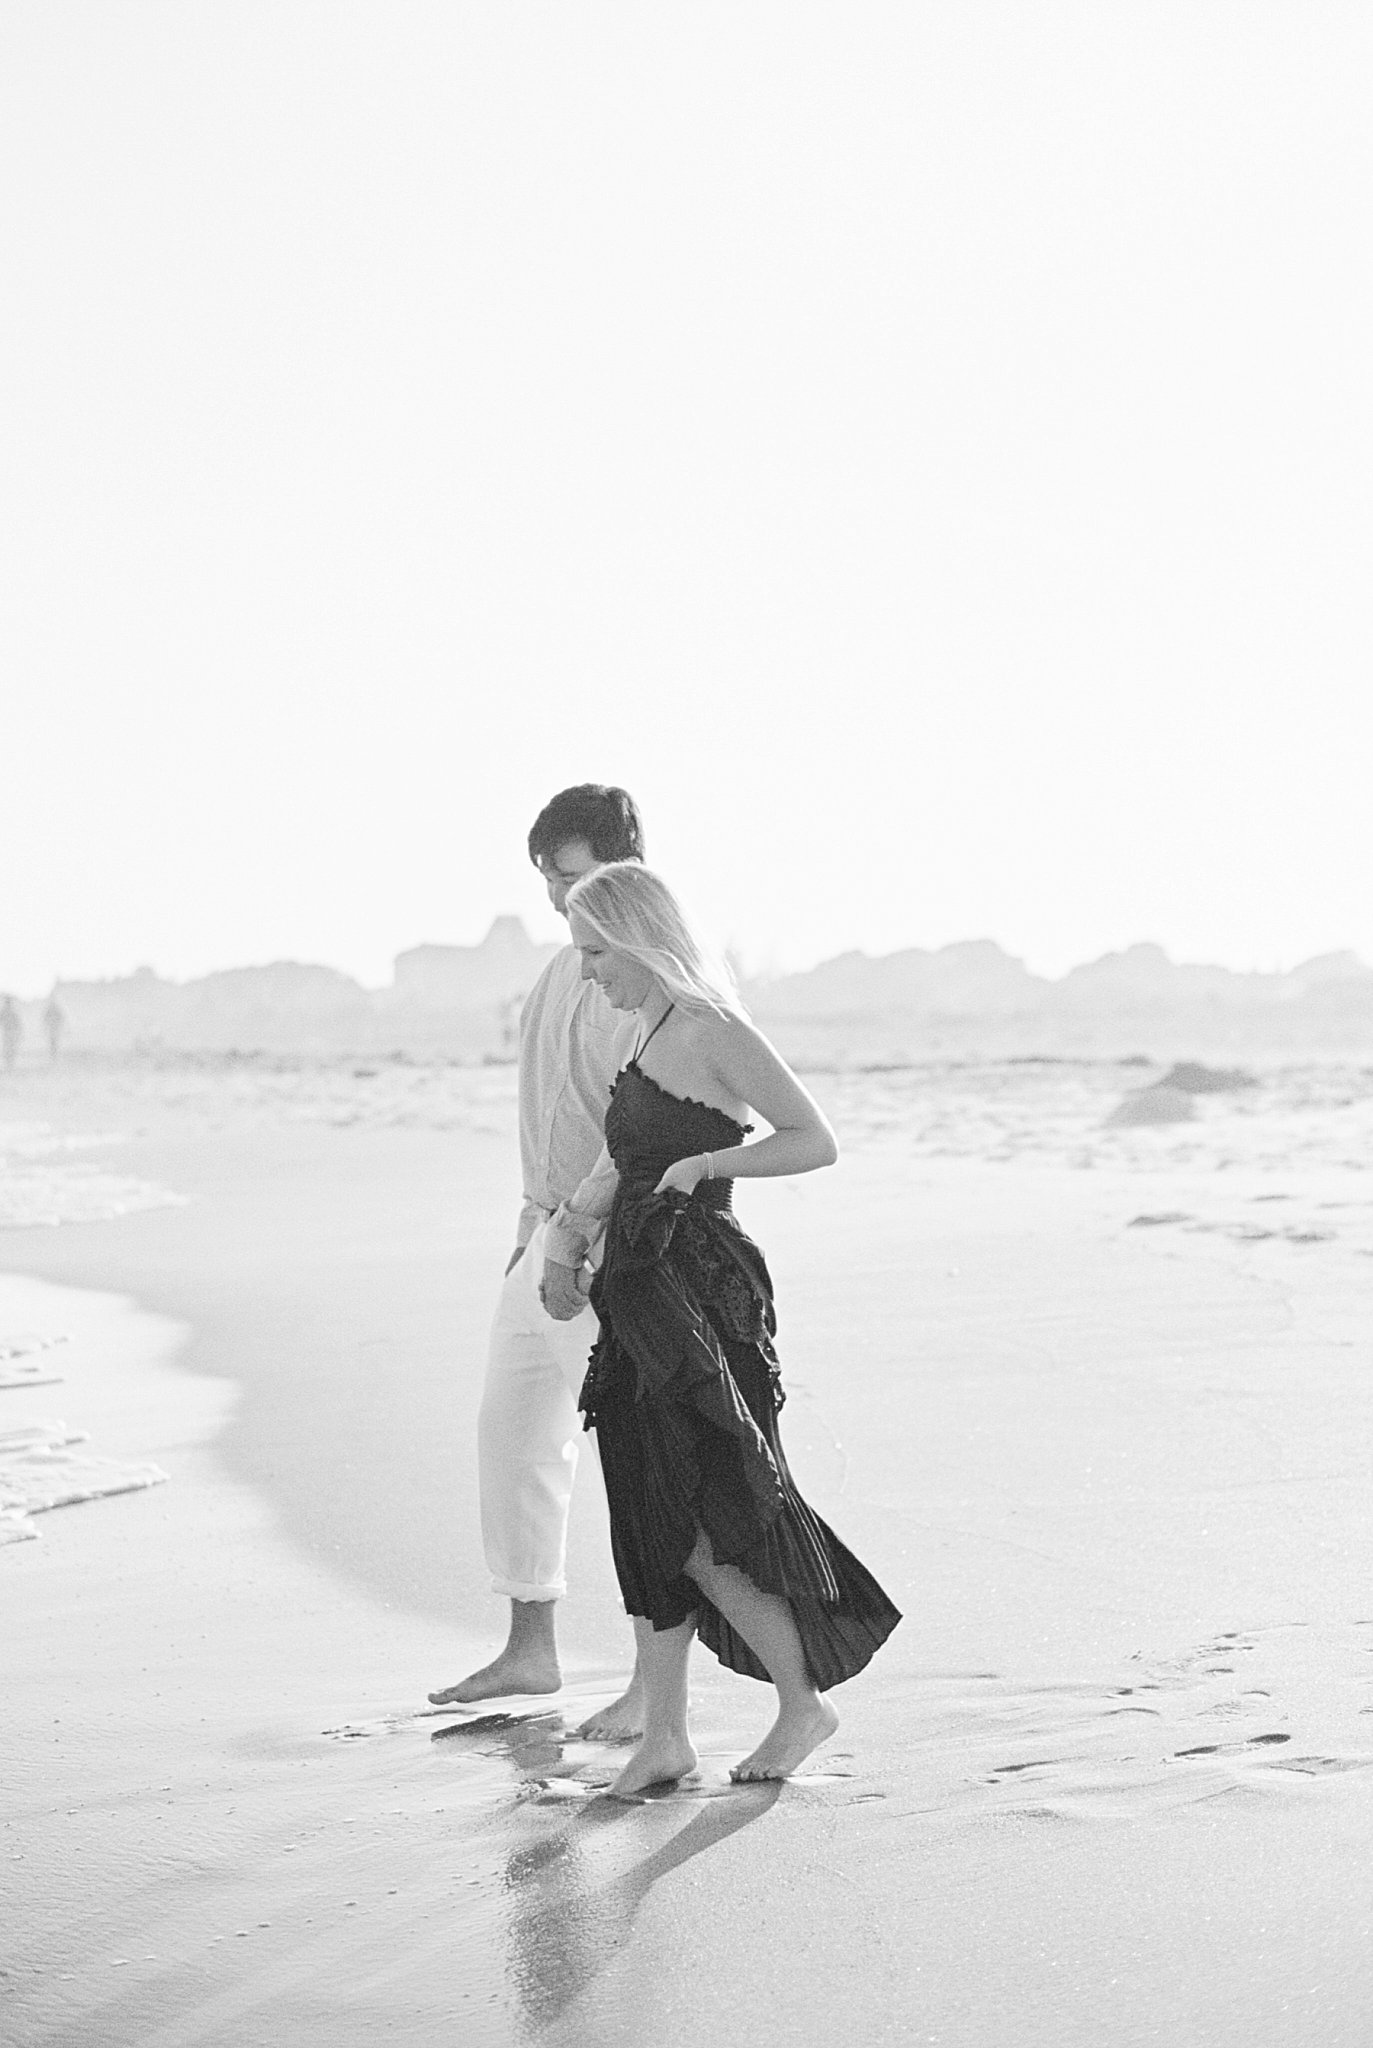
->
xmin=9 ymin=1051 xmax=1373 ymax=1177
xmin=0 ymin=1119 xmax=187 ymax=1227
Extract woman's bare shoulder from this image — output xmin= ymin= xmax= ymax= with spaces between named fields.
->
xmin=690 ymin=1010 xmax=787 ymax=1083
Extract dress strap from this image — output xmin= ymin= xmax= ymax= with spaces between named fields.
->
xmin=633 ymin=1002 xmax=675 ymax=1061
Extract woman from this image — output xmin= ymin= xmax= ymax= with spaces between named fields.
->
xmin=557 ymin=862 xmax=900 ymax=1797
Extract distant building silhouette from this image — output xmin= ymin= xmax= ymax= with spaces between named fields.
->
xmin=391 ymin=917 xmax=558 ymax=1008
xmin=19 ymin=927 xmax=1373 ymax=1064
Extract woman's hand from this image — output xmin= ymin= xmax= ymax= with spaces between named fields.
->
xmin=653 ymin=1153 xmax=710 ymax=1199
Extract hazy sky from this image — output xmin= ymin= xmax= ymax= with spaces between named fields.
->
xmin=4 ymin=2 xmax=1370 ymax=994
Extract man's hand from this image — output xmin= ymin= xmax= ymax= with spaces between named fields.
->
xmin=505 ymin=1245 xmax=526 ymax=1276
xmin=540 ymin=1257 xmax=590 ymax=1321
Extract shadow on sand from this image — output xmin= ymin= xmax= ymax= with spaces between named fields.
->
xmin=433 ymin=1708 xmax=782 ymax=2032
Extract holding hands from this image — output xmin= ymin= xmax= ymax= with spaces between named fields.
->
xmin=540 ymin=1256 xmax=592 ymax=1321
xmin=540 ymin=1156 xmax=717 ymax=1320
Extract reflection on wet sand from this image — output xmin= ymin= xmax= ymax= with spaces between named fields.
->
xmin=433 ymin=1707 xmax=781 ymax=2034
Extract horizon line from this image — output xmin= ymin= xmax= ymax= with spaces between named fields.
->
xmin=5 ymin=926 xmax=1370 ymax=1004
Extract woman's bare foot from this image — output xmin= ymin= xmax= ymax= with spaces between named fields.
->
xmin=730 ymin=1696 xmax=839 ymax=1782
xmin=607 ymin=1732 xmax=699 ymax=1800
xmin=576 ymin=1681 xmax=645 ymax=1742
xmin=427 ymin=1647 xmax=561 ymax=1707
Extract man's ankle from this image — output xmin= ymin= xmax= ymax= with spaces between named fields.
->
xmin=507 ymin=1598 xmax=559 ymax=1657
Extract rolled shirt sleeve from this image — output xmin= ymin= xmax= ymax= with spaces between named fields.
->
xmin=516 ymin=946 xmax=636 ymax=1249
xmin=544 ymin=1144 xmax=618 ymax=1267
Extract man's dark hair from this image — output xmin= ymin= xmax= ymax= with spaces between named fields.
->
xmin=527 ymin=785 xmax=645 ymax=867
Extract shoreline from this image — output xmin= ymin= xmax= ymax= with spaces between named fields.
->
xmin=1 ymin=1275 xmax=183 ymax=1544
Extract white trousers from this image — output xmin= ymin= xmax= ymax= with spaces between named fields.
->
xmin=477 ymin=1219 xmax=598 ymax=1602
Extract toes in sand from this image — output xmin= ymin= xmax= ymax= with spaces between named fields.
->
xmin=730 ymin=1697 xmax=839 ymax=1783
xmin=607 ymin=1734 xmax=699 ymax=1800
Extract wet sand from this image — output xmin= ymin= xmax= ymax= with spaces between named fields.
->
xmin=6 ymin=1062 xmax=1373 ymax=2043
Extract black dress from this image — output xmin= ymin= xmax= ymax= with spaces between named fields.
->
xmin=580 ymin=1059 xmax=901 ymax=1690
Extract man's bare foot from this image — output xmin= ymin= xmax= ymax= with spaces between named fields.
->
xmin=729 ymin=1696 xmax=839 ymax=1782
xmin=607 ymin=1732 xmax=699 ymax=1800
xmin=427 ymin=1649 xmax=562 ymax=1707
xmin=576 ymin=1682 xmax=645 ymax=1742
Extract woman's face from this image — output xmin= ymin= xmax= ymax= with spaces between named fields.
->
xmin=568 ymin=909 xmax=656 ymax=1012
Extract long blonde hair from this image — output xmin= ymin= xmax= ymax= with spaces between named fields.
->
xmin=566 ymin=863 xmax=747 ymax=1021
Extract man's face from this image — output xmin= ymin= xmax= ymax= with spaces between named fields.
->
xmin=537 ymin=838 xmax=599 ymax=918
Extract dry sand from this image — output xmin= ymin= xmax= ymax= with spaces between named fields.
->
xmin=5 ymin=1058 xmax=1373 ymax=2044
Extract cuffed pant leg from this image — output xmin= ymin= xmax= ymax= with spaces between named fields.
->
xmin=476 ymin=1224 xmax=598 ymax=1602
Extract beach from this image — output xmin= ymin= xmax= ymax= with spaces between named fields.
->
xmin=6 ymin=1054 xmax=1373 ymax=2045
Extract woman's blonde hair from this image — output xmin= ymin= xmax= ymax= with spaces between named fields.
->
xmin=565 ymin=862 xmax=748 ymax=1021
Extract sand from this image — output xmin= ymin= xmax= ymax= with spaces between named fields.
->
xmin=5 ymin=1056 xmax=1373 ymax=2044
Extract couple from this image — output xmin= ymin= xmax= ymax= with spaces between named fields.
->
xmin=431 ymin=785 xmax=899 ymax=1796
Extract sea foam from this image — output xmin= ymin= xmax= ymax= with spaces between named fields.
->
xmin=0 ymin=1417 xmax=167 ymax=1542
xmin=0 ymin=1121 xmax=187 ymax=1227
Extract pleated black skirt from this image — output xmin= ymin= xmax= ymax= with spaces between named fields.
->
xmin=586 ymin=1315 xmax=901 ymax=1691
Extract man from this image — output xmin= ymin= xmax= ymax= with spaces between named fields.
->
xmin=0 ymin=996 xmax=20 ymax=1073
xmin=429 ymin=784 xmax=643 ymax=1734
xmin=43 ymin=992 xmax=66 ymax=1062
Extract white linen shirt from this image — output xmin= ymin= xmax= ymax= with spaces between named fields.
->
xmin=517 ymin=945 xmax=635 ymax=1265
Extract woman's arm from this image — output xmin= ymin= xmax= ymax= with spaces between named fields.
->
xmin=654 ymin=1017 xmax=837 ymax=1196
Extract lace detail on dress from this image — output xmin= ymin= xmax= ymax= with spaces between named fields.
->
xmin=581 ymin=1182 xmax=781 ymax=1422
xmin=670 ymin=1201 xmax=776 ymax=1351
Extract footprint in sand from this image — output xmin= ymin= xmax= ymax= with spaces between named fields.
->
xmin=1173 ymin=1733 xmax=1291 ymax=1757
xmin=1196 ymin=1690 xmax=1272 ymax=1720
xmin=1261 ymin=1755 xmax=1373 ymax=1775
xmin=943 ymin=1623 xmax=1373 ymax=1820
